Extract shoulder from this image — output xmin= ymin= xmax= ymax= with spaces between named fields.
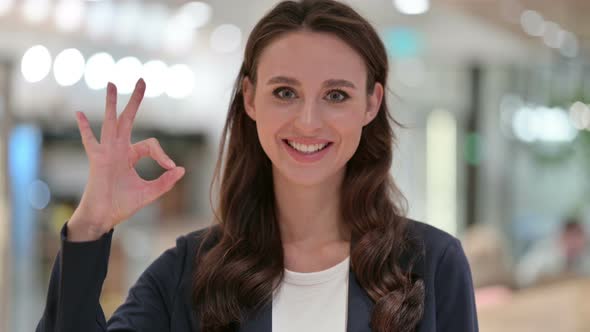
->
xmin=403 ymin=219 xmax=478 ymax=330
xmin=402 ymin=218 xmax=472 ymax=281
xmin=404 ymin=218 xmax=463 ymax=268
xmin=164 ymin=224 xmax=222 ymax=276
xmin=151 ymin=225 xmax=218 ymax=264
xmin=404 ymin=218 xmax=458 ymax=253
xmin=138 ymin=225 xmax=221 ymax=304
xmin=142 ymin=224 xmax=222 ymax=283
xmin=176 ymin=224 xmax=222 ymax=257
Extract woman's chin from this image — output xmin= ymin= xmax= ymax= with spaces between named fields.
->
xmin=274 ymin=166 xmax=343 ymax=188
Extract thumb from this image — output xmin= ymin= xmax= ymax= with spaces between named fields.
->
xmin=142 ymin=167 xmax=185 ymax=205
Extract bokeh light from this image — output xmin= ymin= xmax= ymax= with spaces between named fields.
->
xmin=520 ymin=10 xmax=545 ymax=37
xmin=393 ymin=0 xmax=430 ymax=15
xmin=113 ymin=56 xmax=143 ymax=94
xmin=21 ymin=45 xmax=52 ymax=83
xmin=27 ymin=179 xmax=51 ymax=210
xmin=53 ymin=48 xmax=85 ymax=86
xmin=542 ymin=21 xmax=563 ymax=48
xmin=142 ymin=60 xmax=168 ymax=98
xmin=559 ymin=31 xmax=579 ymax=58
xmin=569 ymin=101 xmax=590 ymax=130
xmin=84 ymin=52 xmax=115 ymax=90
xmin=513 ymin=106 xmax=577 ymax=143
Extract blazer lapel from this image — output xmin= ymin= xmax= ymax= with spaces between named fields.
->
xmin=347 ymin=270 xmax=374 ymax=332
xmin=238 ymin=300 xmax=272 ymax=332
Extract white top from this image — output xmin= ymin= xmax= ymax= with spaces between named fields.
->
xmin=272 ymin=256 xmax=350 ymax=332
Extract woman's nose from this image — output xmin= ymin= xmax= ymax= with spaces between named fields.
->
xmin=293 ymin=101 xmax=323 ymax=133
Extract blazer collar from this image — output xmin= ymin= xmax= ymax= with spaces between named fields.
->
xmin=238 ymin=269 xmax=374 ymax=332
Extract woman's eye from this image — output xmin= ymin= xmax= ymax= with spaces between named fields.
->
xmin=272 ymin=87 xmax=349 ymax=102
xmin=273 ymin=87 xmax=297 ymax=100
xmin=326 ymin=90 xmax=349 ymax=102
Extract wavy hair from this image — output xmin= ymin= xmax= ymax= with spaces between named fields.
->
xmin=192 ymin=1 xmax=425 ymax=331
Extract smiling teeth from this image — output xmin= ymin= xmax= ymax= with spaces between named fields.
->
xmin=287 ymin=140 xmax=328 ymax=153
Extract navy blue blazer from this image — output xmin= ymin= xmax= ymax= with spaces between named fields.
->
xmin=37 ymin=219 xmax=478 ymax=331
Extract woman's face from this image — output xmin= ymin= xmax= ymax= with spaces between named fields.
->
xmin=243 ymin=30 xmax=383 ymax=187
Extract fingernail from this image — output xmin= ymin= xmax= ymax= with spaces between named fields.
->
xmin=167 ymin=159 xmax=176 ymax=168
xmin=107 ymin=82 xmax=114 ymax=92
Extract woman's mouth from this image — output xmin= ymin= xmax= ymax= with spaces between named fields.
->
xmin=285 ymin=140 xmax=330 ymax=153
xmin=282 ymin=139 xmax=333 ymax=163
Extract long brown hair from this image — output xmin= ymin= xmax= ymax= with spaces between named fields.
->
xmin=192 ymin=1 xmax=425 ymax=331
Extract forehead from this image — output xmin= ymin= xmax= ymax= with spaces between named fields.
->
xmin=256 ymin=30 xmax=367 ymax=86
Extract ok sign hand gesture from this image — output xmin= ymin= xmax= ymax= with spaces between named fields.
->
xmin=67 ymin=79 xmax=185 ymax=241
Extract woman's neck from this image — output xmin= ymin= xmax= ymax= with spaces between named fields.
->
xmin=272 ymin=166 xmax=350 ymax=248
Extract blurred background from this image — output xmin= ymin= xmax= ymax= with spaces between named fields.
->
xmin=1 ymin=0 xmax=590 ymax=331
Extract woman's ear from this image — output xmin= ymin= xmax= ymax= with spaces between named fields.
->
xmin=363 ymin=82 xmax=384 ymax=126
xmin=242 ymin=76 xmax=256 ymax=121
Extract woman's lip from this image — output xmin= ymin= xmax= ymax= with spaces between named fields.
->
xmin=281 ymin=139 xmax=333 ymax=163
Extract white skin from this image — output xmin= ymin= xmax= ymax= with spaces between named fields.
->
xmin=242 ymin=30 xmax=384 ymax=272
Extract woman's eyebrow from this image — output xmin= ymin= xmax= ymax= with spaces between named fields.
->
xmin=324 ymin=79 xmax=356 ymax=89
xmin=266 ymin=76 xmax=357 ymax=89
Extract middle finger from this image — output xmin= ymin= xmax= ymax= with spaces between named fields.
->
xmin=117 ymin=78 xmax=146 ymax=142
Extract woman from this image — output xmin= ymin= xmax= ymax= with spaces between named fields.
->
xmin=37 ymin=0 xmax=478 ymax=331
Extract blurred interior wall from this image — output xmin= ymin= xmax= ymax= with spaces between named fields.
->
xmin=0 ymin=60 xmax=13 ymax=332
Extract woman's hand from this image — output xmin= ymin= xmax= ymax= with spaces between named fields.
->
xmin=67 ymin=79 xmax=185 ymax=241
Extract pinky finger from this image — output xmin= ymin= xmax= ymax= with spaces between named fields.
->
xmin=75 ymin=111 xmax=99 ymax=151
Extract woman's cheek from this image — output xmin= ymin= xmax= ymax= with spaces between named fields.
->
xmin=335 ymin=118 xmax=364 ymax=153
xmin=255 ymin=118 xmax=281 ymax=157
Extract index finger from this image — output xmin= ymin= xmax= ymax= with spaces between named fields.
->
xmin=117 ymin=78 xmax=146 ymax=142
xmin=100 ymin=82 xmax=118 ymax=144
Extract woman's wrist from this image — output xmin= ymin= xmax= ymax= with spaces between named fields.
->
xmin=66 ymin=211 xmax=112 ymax=242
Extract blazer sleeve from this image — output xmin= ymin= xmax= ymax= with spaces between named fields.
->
xmin=434 ymin=238 xmax=479 ymax=331
xmin=36 ymin=221 xmax=184 ymax=332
